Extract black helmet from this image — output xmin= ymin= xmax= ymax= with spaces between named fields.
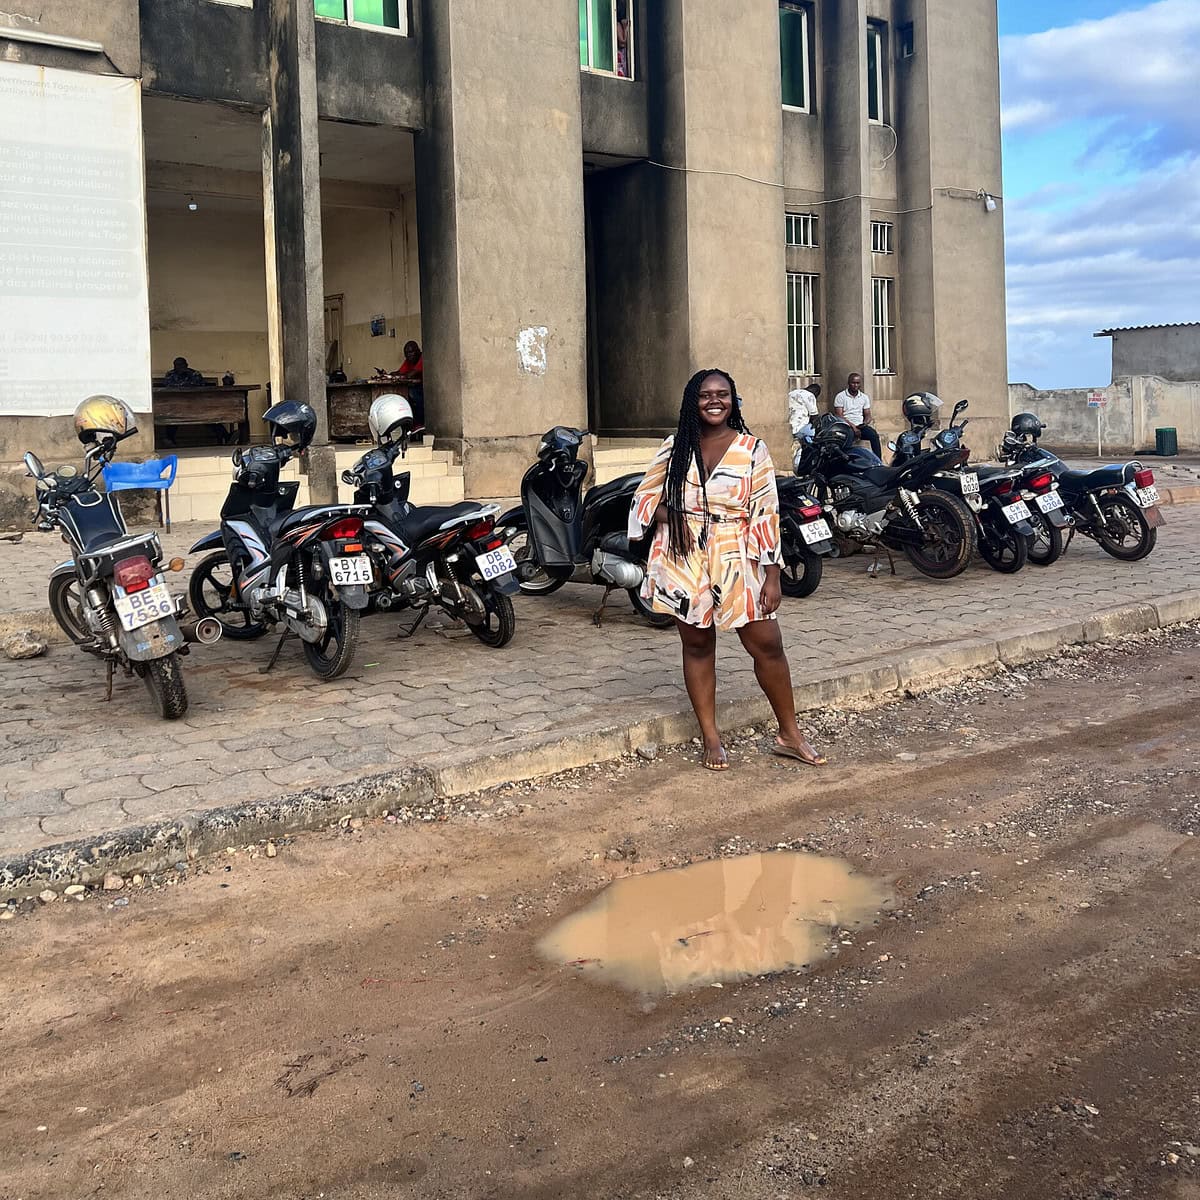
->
xmin=1010 ymin=412 xmax=1046 ymax=441
xmin=902 ymin=391 xmax=942 ymax=429
xmin=263 ymin=400 xmax=317 ymax=451
xmin=812 ymin=413 xmax=856 ymax=450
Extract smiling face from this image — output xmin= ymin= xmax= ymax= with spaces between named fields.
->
xmin=697 ymin=373 xmax=734 ymax=428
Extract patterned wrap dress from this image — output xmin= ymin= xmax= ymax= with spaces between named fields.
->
xmin=628 ymin=433 xmax=783 ymax=630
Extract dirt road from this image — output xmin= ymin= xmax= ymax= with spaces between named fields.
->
xmin=3 ymin=626 xmax=1199 ymax=1200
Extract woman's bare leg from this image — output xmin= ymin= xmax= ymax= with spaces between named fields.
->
xmin=675 ymin=619 xmax=726 ymax=769
xmin=736 ymin=619 xmax=825 ymax=765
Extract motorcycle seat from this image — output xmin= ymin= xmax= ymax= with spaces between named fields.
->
xmin=1057 ymin=464 xmax=1127 ymax=491
xmin=974 ymin=465 xmax=1016 ymax=482
xmin=587 ymin=473 xmax=642 ymax=507
xmin=395 ymin=502 xmax=488 ymax=545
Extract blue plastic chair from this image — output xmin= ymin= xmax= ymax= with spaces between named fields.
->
xmin=102 ymin=456 xmax=179 ymax=531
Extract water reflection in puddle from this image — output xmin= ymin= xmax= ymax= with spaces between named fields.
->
xmin=538 ymin=852 xmax=893 ymax=997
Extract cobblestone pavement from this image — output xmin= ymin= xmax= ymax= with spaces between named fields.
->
xmin=2 ymin=503 xmax=1198 ymax=862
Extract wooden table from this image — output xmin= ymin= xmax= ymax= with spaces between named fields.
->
xmin=152 ymin=386 xmax=260 ymax=445
xmin=326 ymin=380 xmax=416 ymax=441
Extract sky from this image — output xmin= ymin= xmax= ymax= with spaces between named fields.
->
xmin=998 ymin=0 xmax=1199 ymax=387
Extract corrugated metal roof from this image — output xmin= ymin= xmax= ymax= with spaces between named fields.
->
xmin=1094 ymin=322 xmax=1200 ymax=337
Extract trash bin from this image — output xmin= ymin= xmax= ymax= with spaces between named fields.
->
xmin=1155 ymin=427 xmax=1178 ymax=457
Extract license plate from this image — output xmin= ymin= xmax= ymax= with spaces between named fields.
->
xmin=475 ymin=546 xmax=518 ymax=581
xmin=1036 ymin=491 xmax=1064 ymax=512
xmin=1002 ymin=499 xmax=1032 ymax=523
xmin=960 ymin=472 xmax=980 ymax=495
xmin=1136 ymin=485 xmax=1160 ymax=507
xmin=114 ymin=581 xmax=175 ymax=631
xmin=329 ymin=556 xmax=374 ymax=586
xmin=800 ymin=518 xmax=832 ymax=545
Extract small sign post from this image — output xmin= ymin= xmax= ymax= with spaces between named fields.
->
xmin=1087 ymin=390 xmax=1107 ymax=457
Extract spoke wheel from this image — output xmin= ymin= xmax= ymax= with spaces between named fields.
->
xmin=1095 ymin=494 xmax=1157 ymax=561
xmin=48 ymin=573 xmax=91 ymax=645
xmin=188 ymin=551 xmax=268 ymax=640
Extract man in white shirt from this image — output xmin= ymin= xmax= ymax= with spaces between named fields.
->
xmin=833 ymin=372 xmax=881 ymax=458
xmin=787 ymin=381 xmax=821 ymax=442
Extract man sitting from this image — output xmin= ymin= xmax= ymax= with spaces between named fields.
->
xmin=161 ymin=356 xmax=229 ymax=446
xmin=833 ymin=372 xmax=881 ymax=458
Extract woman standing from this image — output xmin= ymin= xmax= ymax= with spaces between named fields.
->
xmin=630 ymin=369 xmax=826 ymax=771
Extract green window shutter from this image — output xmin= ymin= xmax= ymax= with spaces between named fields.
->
xmin=315 ymin=0 xmax=346 ymax=18
xmin=779 ymin=7 xmax=807 ymax=109
xmin=589 ymin=0 xmax=614 ymax=72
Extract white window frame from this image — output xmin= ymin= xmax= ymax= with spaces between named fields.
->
xmin=786 ymin=212 xmax=818 ymax=248
xmin=872 ymin=277 xmax=895 ymax=375
xmin=867 ymin=23 xmax=886 ymax=124
xmin=787 ymin=272 xmax=820 ymax=376
xmin=207 ymin=0 xmax=252 ymax=6
xmin=779 ymin=2 xmax=811 ymax=114
xmin=871 ymin=220 xmax=893 ymax=255
xmin=581 ymin=0 xmax=636 ymax=81
xmin=315 ymin=0 xmax=408 ymax=37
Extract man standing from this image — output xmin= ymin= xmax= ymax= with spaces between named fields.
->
xmin=833 ymin=372 xmax=881 ymax=458
xmin=787 ymin=380 xmax=821 ymax=443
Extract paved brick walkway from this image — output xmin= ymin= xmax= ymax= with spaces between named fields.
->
xmin=2 ymin=503 xmax=1198 ymax=865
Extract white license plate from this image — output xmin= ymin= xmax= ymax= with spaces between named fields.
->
xmin=1002 ymin=499 xmax=1032 ymax=523
xmin=329 ymin=556 xmax=374 ymax=586
xmin=800 ymin=518 xmax=832 ymax=545
xmin=960 ymin=472 xmax=980 ymax=495
xmin=475 ymin=546 xmax=518 ymax=580
xmin=1136 ymin=485 xmax=1160 ymax=507
xmin=1036 ymin=491 xmax=1064 ymax=512
xmin=114 ymin=581 xmax=174 ymax=631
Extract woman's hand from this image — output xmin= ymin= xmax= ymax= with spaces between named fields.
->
xmin=760 ymin=566 xmax=782 ymax=616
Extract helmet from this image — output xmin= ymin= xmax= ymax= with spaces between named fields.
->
xmin=812 ymin=413 xmax=856 ymax=450
xmin=902 ymin=391 xmax=942 ymax=428
xmin=263 ymin=400 xmax=316 ymax=451
xmin=1010 ymin=412 xmax=1046 ymax=441
xmin=368 ymin=393 xmax=414 ymax=445
xmin=74 ymin=395 xmax=136 ymax=445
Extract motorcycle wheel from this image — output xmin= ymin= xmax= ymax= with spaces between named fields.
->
xmin=302 ymin=591 xmax=360 ymax=680
xmin=138 ymin=652 xmax=189 ymax=720
xmin=48 ymin=573 xmax=91 ymax=645
xmin=1095 ymin=494 xmax=1157 ymax=561
xmin=465 ymin=584 xmax=516 ymax=648
xmin=188 ymin=551 xmax=269 ymax=640
xmin=901 ymin=491 xmax=975 ymax=580
xmin=508 ymin=530 xmax=567 ymax=596
xmin=780 ymin=549 xmax=824 ymax=598
xmin=1026 ymin=510 xmax=1064 ymax=566
xmin=627 ymin=586 xmax=674 ymax=628
xmin=978 ymin=521 xmax=1029 ymax=573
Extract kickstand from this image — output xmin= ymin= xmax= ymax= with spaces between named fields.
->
xmin=592 ymin=585 xmax=615 ymax=627
xmin=396 ymin=606 xmax=430 ymax=640
xmin=105 ymin=658 xmax=114 ymax=702
xmin=261 ymin=630 xmax=291 ymax=674
xmin=865 ymin=543 xmax=897 ymax=577
xmin=1062 ymin=526 xmax=1076 ymax=555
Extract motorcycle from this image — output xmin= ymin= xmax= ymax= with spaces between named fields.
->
xmin=497 ymin=427 xmax=672 ymax=627
xmin=1012 ymin=460 xmax=1072 ymax=567
xmin=342 ymin=427 xmax=519 ymax=648
xmin=188 ymin=432 xmax=373 ymax=681
xmin=24 ymin=442 xmax=205 ymax=719
xmin=775 ymin=474 xmax=836 ymax=597
xmin=999 ymin=423 xmax=1164 ymax=562
xmin=794 ymin=411 xmax=977 ymax=580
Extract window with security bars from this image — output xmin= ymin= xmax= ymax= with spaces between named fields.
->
xmin=872 ymin=277 xmax=895 ymax=374
xmin=786 ymin=212 xmax=818 ymax=248
xmin=786 ymin=272 xmax=820 ymax=376
xmin=314 ymin=0 xmax=405 ymax=33
xmin=580 ymin=0 xmax=635 ymax=79
xmin=779 ymin=3 xmax=812 ymax=112
xmin=871 ymin=220 xmax=893 ymax=255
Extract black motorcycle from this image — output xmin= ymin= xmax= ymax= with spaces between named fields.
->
xmin=342 ymin=431 xmax=518 ymax=648
xmin=775 ymin=474 xmax=836 ymax=597
xmin=188 ymin=442 xmax=373 ymax=680
xmin=795 ymin=413 xmax=976 ymax=579
xmin=498 ymin=427 xmax=671 ymax=627
xmin=25 ymin=444 xmax=202 ymax=718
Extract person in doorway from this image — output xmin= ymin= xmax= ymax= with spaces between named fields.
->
xmin=833 ymin=372 xmax=881 ymax=458
xmin=161 ymin=356 xmax=227 ymax=446
xmin=616 ymin=0 xmax=631 ymax=77
xmin=629 ymin=368 xmax=826 ymax=772
xmin=787 ymin=380 xmax=821 ymax=443
xmin=397 ymin=340 xmax=425 ymax=430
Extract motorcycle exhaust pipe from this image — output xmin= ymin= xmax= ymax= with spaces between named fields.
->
xmin=182 ymin=616 xmax=224 ymax=645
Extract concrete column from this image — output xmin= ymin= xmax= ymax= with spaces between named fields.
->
xmin=415 ymin=0 xmax=588 ymax=498
xmin=263 ymin=0 xmax=335 ymax=501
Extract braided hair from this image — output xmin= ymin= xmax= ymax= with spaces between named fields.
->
xmin=664 ymin=368 xmax=749 ymax=558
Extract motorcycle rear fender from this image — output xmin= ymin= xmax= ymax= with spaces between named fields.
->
xmin=51 ymin=559 xmax=77 ymax=581
xmin=118 ymin=614 xmax=185 ymax=662
xmin=190 ymin=529 xmax=224 ymax=554
xmin=335 ymin=583 xmax=371 ymax=610
xmin=488 ymin=572 xmax=521 ymax=596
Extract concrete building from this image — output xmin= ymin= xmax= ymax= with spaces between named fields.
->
xmin=0 ymin=0 xmax=1007 ymax=525
xmin=1095 ymin=323 xmax=1200 ymax=385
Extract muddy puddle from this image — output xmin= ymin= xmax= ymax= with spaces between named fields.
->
xmin=538 ymin=851 xmax=893 ymax=996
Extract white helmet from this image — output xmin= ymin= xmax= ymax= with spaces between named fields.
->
xmin=368 ymin=393 xmax=413 ymax=445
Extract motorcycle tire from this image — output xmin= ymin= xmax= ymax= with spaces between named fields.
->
xmin=1026 ymin=510 xmax=1064 ymax=566
xmin=1095 ymin=493 xmax=1157 ymax=561
xmin=188 ymin=551 xmax=269 ymax=640
xmin=628 ymin=586 xmax=675 ymax=628
xmin=302 ymin=593 xmax=361 ymax=680
xmin=138 ymin=652 xmax=189 ymax=720
xmin=465 ymin=585 xmax=516 ymax=648
xmin=901 ymin=491 xmax=975 ymax=580
xmin=977 ymin=521 xmax=1029 ymax=574
xmin=48 ymin=573 xmax=91 ymax=645
xmin=508 ymin=529 xmax=567 ymax=596
xmin=780 ymin=549 xmax=824 ymax=598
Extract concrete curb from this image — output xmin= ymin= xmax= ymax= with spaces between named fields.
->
xmin=5 ymin=594 xmax=1200 ymax=895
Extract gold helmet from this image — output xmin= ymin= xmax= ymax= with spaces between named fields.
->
xmin=74 ymin=395 xmax=136 ymax=445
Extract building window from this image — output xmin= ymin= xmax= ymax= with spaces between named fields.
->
xmin=871 ymin=220 xmax=893 ymax=255
xmin=315 ymin=0 xmax=406 ymax=34
xmin=872 ymin=277 xmax=895 ymax=374
xmin=867 ymin=22 xmax=886 ymax=124
xmin=779 ymin=3 xmax=811 ymax=112
xmin=787 ymin=272 xmax=820 ymax=376
xmin=580 ymin=0 xmax=635 ymax=79
xmin=786 ymin=212 xmax=818 ymax=248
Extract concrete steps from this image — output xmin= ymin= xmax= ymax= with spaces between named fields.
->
xmin=592 ymin=438 xmax=660 ymax=485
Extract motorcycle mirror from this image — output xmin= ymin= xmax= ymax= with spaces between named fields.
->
xmin=23 ymin=451 xmax=45 ymax=479
xmin=341 ymin=469 xmax=355 ymax=485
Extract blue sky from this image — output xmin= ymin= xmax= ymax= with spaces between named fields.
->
xmin=999 ymin=0 xmax=1199 ymax=386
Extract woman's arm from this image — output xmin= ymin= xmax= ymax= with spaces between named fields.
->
xmin=746 ymin=439 xmax=782 ymax=568
xmin=628 ymin=436 xmax=675 ymax=540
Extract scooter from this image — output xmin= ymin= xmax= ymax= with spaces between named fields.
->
xmin=497 ymin=427 xmax=671 ymax=627
xmin=775 ymin=475 xmax=835 ymax=597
